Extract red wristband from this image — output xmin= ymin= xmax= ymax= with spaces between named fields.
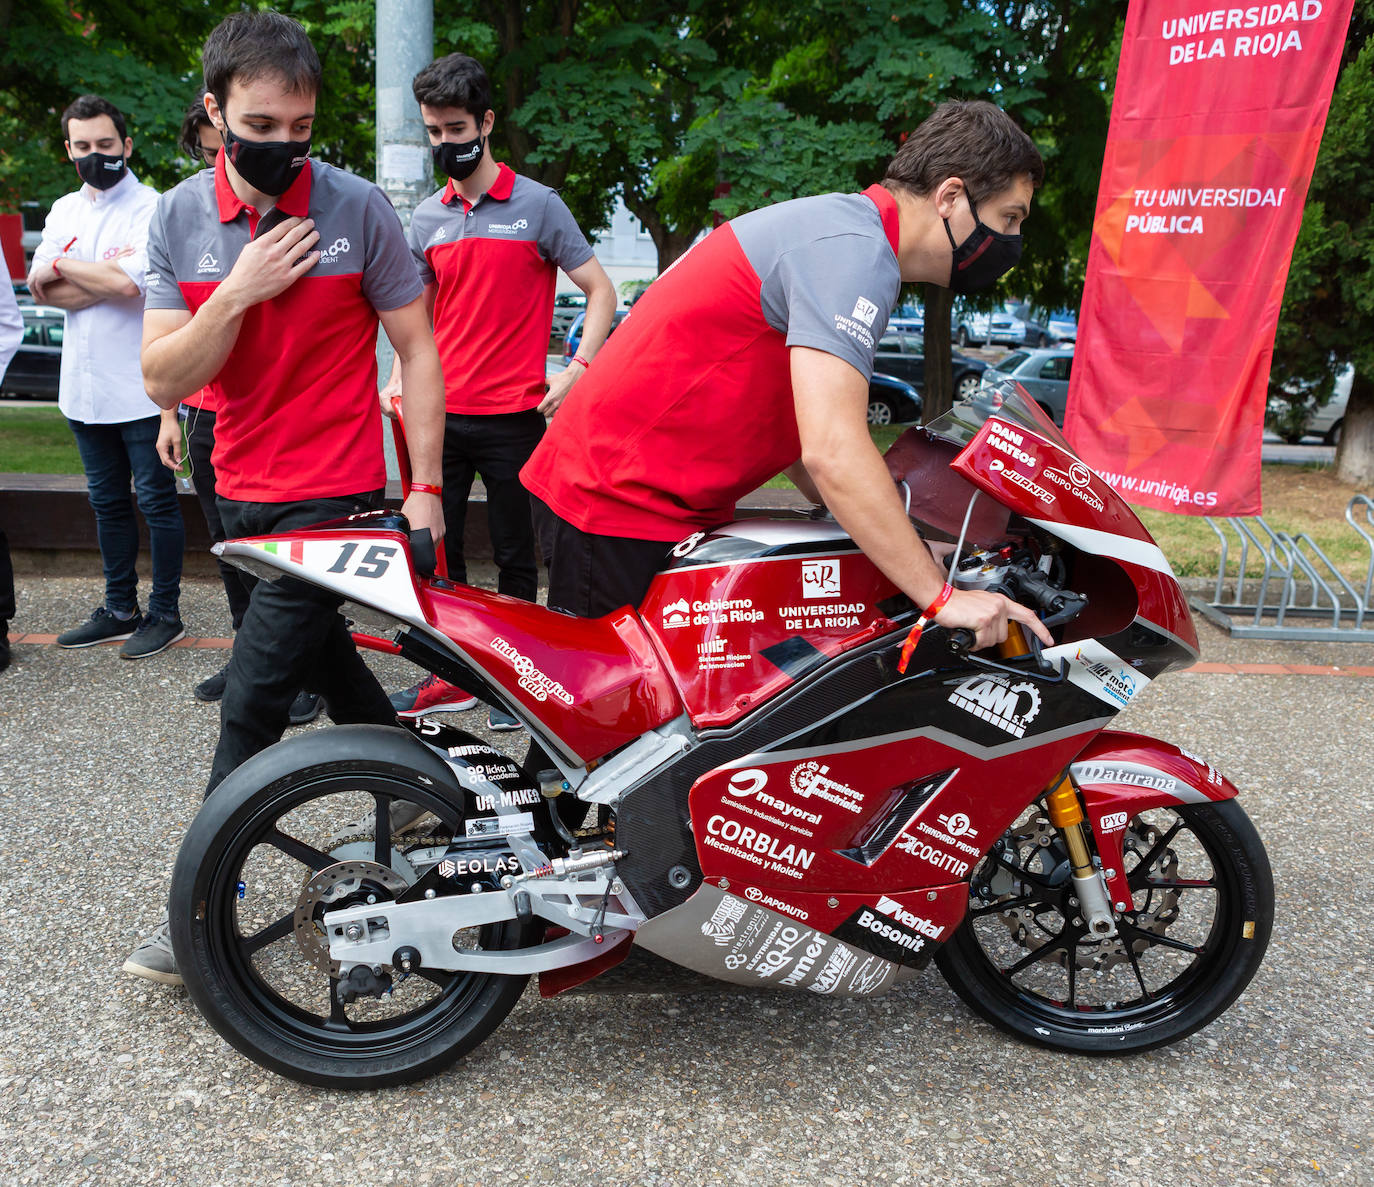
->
xmin=920 ymin=582 xmax=955 ymax=621
xmin=897 ymin=583 xmax=956 ymax=675
xmin=409 ymin=481 xmax=442 ymax=497
xmin=571 ymin=354 xmax=590 ymax=369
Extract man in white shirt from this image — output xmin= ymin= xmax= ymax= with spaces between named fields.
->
xmin=0 ymin=278 xmax=21 ymax=673
xmin=28 ymin=94 xmax=186 ymax=658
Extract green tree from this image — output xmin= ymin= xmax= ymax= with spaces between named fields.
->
xmin=1269 ymin=1 xmax=1374 ymax=485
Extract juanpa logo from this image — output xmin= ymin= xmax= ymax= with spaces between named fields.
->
xmin=661 ymin=598 xmax=691 ymax=629
xmin=851 ymin=296 xmax=879 ymax=327
xmin=802 ymin=559 xmax=841 ymax=600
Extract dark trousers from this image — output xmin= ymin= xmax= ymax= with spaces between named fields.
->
xmin=67 ymin=415 xmax=184 ymax=618
xmin=0 ymin=524 xmax=13 ymax=625
xmin=442 ymin=410 xmax=545 ymax=601
xmin=182 ymin=406 xmax=252 ymax=631
xmin=545 ymin=512 xmax=674 ymax=618
xmin=206 ymin=491 xmax=395 ymax=797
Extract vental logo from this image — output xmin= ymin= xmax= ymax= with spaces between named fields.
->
xmin=196 ymin=251 xmax=219 ymax=274
xmin=948 ymin=674 xmax=1042 ymax=737
xmin=851 ymin=296 xmax=879 ymax=327
xmin=802 ymin=558 xmax=841 ymax=600
xmin=661 ymin=598 xmax=691 ymax=629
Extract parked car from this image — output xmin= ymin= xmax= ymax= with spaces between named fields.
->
xmin=875 ymin=326 xmax=988 ymax=400
xmin=866 ymin=371 xmax=922 ymax=425
xmin=979 ymin=346 xmax=1075 ymax=426
xmin=1045 ymin=308 xmax=1078 ymax=343
xmin=1 ymin=304 xmax=64 ymax=399
xmin=890 ymin=301 xmax=924 ymax=331
xmin=550 ymin=291 xmax=586 ymax=338
xmin=954 ymin=300 xmax=1054 ymax=348
xmin=562 ymin=309 xmax=629 ymax=360
xmin=1266 ymin=364 xmax=1352 ymax=444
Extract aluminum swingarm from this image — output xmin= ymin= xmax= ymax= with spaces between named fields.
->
xmin=325 ymin=850 xmax=646 ymax=975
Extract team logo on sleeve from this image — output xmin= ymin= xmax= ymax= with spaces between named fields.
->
xmin=851 ymin=296 xmax=879 ymax=327
xmin=196 ymin=251 xmax=220 ymax=274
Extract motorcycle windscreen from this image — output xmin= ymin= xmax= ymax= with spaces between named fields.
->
xmin=883 ymin=429 xmax=1010 ymax=546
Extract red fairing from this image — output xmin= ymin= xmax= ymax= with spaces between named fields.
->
xmin=1071 ymin=730 xmax=1238 ymax=906
xmin=689 ymin=727 xmax=1096 ymax=894
xmin=952 ymin=416 xmax=1156 ymax=544
xmin=1114 ymin=558 xmax=1198 ymax=652
xmin=420 ymin=582 xmax=682 ymax=764
xmin=639 ymin=549 xmax=901 ymax=729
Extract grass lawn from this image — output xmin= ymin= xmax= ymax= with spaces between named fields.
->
xmin=2 ymin=406 xmax=1366 ymax=581
xmin=0 ymin=405 xmax=81 ymax=474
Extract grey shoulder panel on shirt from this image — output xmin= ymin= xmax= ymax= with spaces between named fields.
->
xmin=731 ymin=192 xmax=901 ymax=379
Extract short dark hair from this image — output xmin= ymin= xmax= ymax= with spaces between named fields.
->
xmin=883 ymin=100 xmax=1044 ymax=202
xmin=179 ymin=98 xmax=214 ymax=161
xmin=61 ymin=95 xmax=127 ymax=143
xmin=202 ymin=10 xmax=322 ymax=112
xmin=412 ymin=53 xmax=491 ymax=116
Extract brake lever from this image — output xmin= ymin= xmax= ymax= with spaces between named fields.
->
xmin=944 ymin=625 xmax=1067 ymax=684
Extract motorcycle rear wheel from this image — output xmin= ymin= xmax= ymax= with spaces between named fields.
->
xmin=170 ymin=730 xmax=535 ymax=1088
xmin=935 ymin=798 xmax=1272 ymax=1054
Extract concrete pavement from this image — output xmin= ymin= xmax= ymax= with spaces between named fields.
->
xmin=1 ymin=570 xmax=1371 ymax=1186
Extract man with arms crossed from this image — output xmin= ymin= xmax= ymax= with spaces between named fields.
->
xmin=28 ymin=95 xmax=186 ymax=658
xmin=523 ymin=100 xmax=1051 ymax=650
xmin=383 ymin=52 xmax=615 ymax=729
xmin=124 ymin=10 xmax=445 ymax=984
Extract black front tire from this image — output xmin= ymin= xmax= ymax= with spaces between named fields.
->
xmin=171 ymin=727 xmax=536 ymax=1088
xmin=935 ymin=798 xmax=1272 ymax=1055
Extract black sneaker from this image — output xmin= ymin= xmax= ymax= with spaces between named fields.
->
xmin=289 ymin=690 xmax=322 ymax=725
xmin=57 ymin=606 xmax=142 ymax=648
xmin=120 ymin=612 xmax=187 ymax=659
xmin=487 ymin=707 xmax=522 ymax=732
xmin=194 ymin=663 xmax=231 ymax=702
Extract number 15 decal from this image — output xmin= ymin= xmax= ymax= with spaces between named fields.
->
xmin=327 ymin=541 xmax=399 ymax=579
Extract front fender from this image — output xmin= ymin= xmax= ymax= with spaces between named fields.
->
xmin=1069 ymin=730 xmax=1238 ymax=908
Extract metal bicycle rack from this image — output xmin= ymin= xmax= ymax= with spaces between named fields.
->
xmin=1191 ymin=495 xmax=1374 ymax=641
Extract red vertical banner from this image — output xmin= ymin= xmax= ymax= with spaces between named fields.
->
xmin=1064 ymin=1 xmax=1353 ymax=515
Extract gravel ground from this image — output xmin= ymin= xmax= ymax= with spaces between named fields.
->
xmin=1 ymin=572 xmax=1372 ymax=1186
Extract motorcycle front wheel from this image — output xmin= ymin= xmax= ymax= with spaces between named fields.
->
xmin=170 ymin=727 xmax=536 ymax=1089
xmin=935 ymin=798 xmax=1273 ymax=1054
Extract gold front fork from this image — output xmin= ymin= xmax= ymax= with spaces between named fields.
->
xmin=1046 ymin=775 xmax=1118 ymax=936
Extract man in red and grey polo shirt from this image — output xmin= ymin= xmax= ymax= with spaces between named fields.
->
xmin=523 ymin=100 xmax=1052 ymax=652
xmin=381 ymin=53 xmax=615 ymax=728
xmin=125 ymin=11 xmax=446 ymax=985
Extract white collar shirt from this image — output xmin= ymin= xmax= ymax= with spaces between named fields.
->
xmin=0 ymin=277 xmax=21 ymax=378
xmin=32 ymin=170 xmax=160 ymax=423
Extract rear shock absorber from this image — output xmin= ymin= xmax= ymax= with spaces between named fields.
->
xmin=1045 ymin=774 xmax=1117 ymax=937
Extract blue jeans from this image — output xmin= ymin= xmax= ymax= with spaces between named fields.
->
xmin=67 ymin=415 xmax=184 ymax=618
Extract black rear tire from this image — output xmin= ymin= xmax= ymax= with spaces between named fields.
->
xmin=935 ymin=798 xmax=1272 ymax=1054
xmin=171 ymin=728 xmax=535 ymax=1088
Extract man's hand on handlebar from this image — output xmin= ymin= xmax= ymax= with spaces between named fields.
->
xmin=932 ymin=587 xmax=1053 ymax=650
xmin=401 ymin=490 xmax=445 ymax=549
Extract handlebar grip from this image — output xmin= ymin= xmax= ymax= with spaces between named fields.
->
xmin=410 ymin=527 xmax=437 ymax=578
xmin=948 ymin=627 xmax=976 ymax=656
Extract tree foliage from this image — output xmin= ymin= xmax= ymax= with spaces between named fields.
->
xmin=1269 ymin=1 xmax=1374 ymax=485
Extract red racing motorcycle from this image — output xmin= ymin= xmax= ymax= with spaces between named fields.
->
xmin=170 ymin=384 xmax=1273 ymax=1088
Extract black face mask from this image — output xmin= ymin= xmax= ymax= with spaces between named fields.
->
xmin=433 ymin=131 xmax=484 ymax=182
xmin=220 ymin=116 xmax=310 ymax=197
xmin=74 ymin=151 xmax=127 ymax=191
xmin=945 ymin=190 xmax=1022 ymax=293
